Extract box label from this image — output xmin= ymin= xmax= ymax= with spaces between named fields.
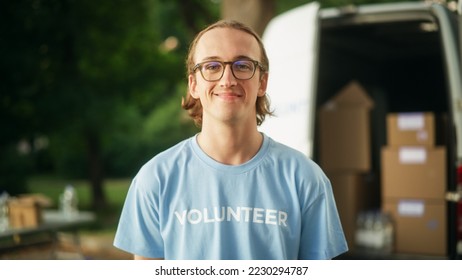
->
xmin=398 ymin=200 xmax=425 ymax=217
xmin=397 ymin=113 xmax=424 ymax=130
xmin=399 ymin=147 xmax=427 ymax=164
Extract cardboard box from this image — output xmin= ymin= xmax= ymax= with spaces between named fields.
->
xmin=7 ymin=194 xmax=51 ymax=229
xmin=381 ymin=146 xmax=446 ymax=200
xmin=328 ymin=172 xmax=379 ymax=248
xmin=387 ymin=112 xmax=435 ymax=147
xmin=383 ymin=199 xmax=446 ymax=256
xmin=319 ymin=81 xmax=374 ymax=172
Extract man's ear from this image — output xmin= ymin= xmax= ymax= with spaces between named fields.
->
xmin=257 ymin=73 xmax=268 ymax=97
xmin=188 ymin=74 xmax=199 ymax=99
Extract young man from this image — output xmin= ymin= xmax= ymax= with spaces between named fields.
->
xmin=113 ymin=20 xmax=348 ymax=260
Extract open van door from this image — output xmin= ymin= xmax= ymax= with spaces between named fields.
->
xmin=260 ymin=2 xmax=320 ymax=158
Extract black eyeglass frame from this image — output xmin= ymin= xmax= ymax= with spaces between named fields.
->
xmin=192 ymin=59 xmax=266 ymax=82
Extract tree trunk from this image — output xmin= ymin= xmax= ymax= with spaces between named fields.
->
xmin=221 ymin=0 xmax=276 ymax=36
xmin=85 ymin=129 xmax=107 ymax=210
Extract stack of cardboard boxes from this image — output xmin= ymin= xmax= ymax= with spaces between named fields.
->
xmin=318 ymin=81 xmax=379 ymax=248
xmin=381 ymin=112 xmax=447 ymax=256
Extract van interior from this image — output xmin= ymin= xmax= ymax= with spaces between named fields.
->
xmin=314 ymin=13 xmax=454 ymax=190
xmin=313 ymin=10 xmax=459 ymax=258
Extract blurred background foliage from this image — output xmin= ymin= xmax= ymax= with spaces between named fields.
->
xmin=1 ymin=0 xmax=413 ymax=209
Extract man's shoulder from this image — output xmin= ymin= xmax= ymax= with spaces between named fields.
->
xmin=266 ymin=135 xmax=309 ymax=161
xmin=156 ymin=137 xmax=193 ymax=158
xmin=265 ymin=135 xmax=324 ymax=174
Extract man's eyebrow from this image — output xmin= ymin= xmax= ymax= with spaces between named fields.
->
xmin=200 ymin=56 xmax=221 ymax=61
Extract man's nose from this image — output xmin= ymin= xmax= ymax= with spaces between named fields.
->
xmin=219 ymin=64 xmax=237 ymax=86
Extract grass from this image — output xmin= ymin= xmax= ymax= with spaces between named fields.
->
xmin=26 ymin=175 xmax=131 ymax=233
xmin=27 ymin=176 xmax=130 ymax=209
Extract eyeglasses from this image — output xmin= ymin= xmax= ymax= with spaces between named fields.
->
xmin=192 ymin=59 xmax=265 ymax=82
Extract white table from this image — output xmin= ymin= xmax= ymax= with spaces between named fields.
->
xmin=0 ymin=210 xmax=96 ymax=259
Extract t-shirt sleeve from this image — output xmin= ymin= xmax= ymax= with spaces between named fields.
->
xmin=113 ymin=168 xmax=164 ymax=258
xmin=297 ymin=166 xmax=348 ymax=260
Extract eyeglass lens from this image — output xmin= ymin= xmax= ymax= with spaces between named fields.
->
xmin=199 ymin=60 xmax=256 ymax=81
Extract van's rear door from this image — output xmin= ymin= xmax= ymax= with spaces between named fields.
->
xmin=431 ymin=4 xmax=462 ymax=161
xmin=430 ymin=3 xmax=462 ymax=259
xmin=260 ymin=2 xmax=320 ymax=158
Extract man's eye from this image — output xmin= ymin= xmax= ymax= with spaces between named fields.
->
xmin=203 ymin=62 xmax=222 ymax=72
xmin=233 ymin=61 xmax=253 ymax=72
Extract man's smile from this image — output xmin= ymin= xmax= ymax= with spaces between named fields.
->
xmin=213 ymin=91 xmax=243 ymax=100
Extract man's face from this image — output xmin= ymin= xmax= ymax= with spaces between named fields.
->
xmin=188 ymin=27 xmax=268 ymax=127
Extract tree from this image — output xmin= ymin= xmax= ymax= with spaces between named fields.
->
xmin=1 ymin=0 xmax=222 ymax=208
xmin=220 ymin=0 xmax=418 ymax=36
xmin=221 ymin=0 xmax=276 ymax=36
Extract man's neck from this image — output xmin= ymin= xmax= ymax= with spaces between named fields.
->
xmin=197 ymin=122 xmax=263 ymax=166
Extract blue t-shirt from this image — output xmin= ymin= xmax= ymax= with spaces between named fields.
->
xmin=113 ymin=133 xmax=347 ymax=259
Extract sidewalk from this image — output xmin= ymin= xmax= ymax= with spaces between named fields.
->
xmin=79 ymin=232 xmax=131 ymax=260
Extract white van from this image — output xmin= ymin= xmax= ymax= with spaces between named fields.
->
xmin=261 ymin=1 xmax=462 ymax=259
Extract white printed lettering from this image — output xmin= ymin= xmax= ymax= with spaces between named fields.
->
xmin=253 ymin=208 xmax=264 ymax=223
xmin=265 ymin=209 xmax=277 ymax=225
xmin=174 ymin=206 xmax=288 ymax=227
xmin=227 ymin=207 xmax=240 ymax=222
xmin=279 ymin=211 xmax=288 ymax=227
xmin=174 ymin=210 xmax=187 ymax=225
xmin=203 ymin=208 xmax=214 ymax=223
xmin=214 ymin=207 xmax=225 ymax=222
xmin=187 ymin=209 xmax=202 ymax=224
xmin=241 ymin=207 xmax=252 ymax=222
